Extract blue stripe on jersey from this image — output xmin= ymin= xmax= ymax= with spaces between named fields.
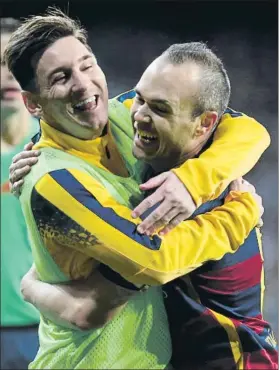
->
xmin=196 ymin=229 xmax=259 ymax=273
xmin=98 ymin=263 xmax=142 ymax=291
xmin=116 ymin=89 xmax=136 ymax=103
xmin=191 ymin=188 xmax=229 ymax=219
xmin=224 ymin=107 xmax=243 ymax=117
xmin=196 ymin=283 xmax=262 ymax=320
xmin=49 ymin=169 xmax=162 ymax=251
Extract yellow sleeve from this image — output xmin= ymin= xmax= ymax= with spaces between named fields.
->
xmin=32 ymin=168 xmax=259 ymax=286
xmin=172 ymin=111 xmax=271 ymax=207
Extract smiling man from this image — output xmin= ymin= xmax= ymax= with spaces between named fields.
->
xmin=4 ymin=8 xmax=274 ymax=370
xmin=34 ymin=48 xmax=108 ymax=141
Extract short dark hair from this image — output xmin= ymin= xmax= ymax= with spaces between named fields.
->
xmin=163 ymin=42 xmax=231 ymax=117
xmin=1 ymin=17 xmax=21 ymax=35
xmin=3 ymin=7 xmax=89 ymax=91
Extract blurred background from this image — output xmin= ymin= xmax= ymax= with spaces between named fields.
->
xmin=1 ymin=0 xmax=278 ymax=336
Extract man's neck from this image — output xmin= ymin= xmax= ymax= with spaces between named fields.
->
xmin=42 ymin=116 xmax=109 ymax=141
xmin=150 ymin=133 xmax=213 ymax=174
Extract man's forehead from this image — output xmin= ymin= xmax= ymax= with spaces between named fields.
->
xmin=137 ymin=61 xmax=176 ymax=95
xmin=37 ymin=36 xmax=94 ymax=71
xmin=138 ymin=61 xmax=199 ymax=102
xmin=136 ymin=83 xmax=177 ymax=105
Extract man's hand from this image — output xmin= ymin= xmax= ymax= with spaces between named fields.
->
xmin=9 ymin=142 xmax=40 ymax=197
xmin=132 ymin=171 xmax=197 ymax=236
xmin=21 ymin=266 xmax=135 ymax=330
xmin=230 ymin=177 xmax=264 ymax=227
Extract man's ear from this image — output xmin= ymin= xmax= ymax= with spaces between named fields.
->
xmin=21 ymin=91 xmax=42 ymax=117
xmin=195 ymin=111 xmax=218 ymax=137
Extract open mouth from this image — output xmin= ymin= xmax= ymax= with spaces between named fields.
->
xmin=72 ymin=95 xmax=99 ymax=112
xmin=137 ymin=129 xmax=158 ymax=144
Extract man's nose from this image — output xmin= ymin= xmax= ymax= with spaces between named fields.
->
xmin=134 ymin=106 xmax=151 ymax=123
xmin=71 ymin=72 xmax=90 ymax=94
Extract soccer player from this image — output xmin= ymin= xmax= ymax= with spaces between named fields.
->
xmin=5 ymin=9 xmax=276 ymax=369
xmin=14 ymin=51 xmax=278 ymax=369
xmin=0 ymin=18 xmax=40 ymax=369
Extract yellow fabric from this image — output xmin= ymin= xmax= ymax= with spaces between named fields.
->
xmin=33 ymin=120 xmax=129 ymax=278
xmin=172 ymin=113 xmax=271 ymax=206
xmin=34 ymin=125 xmax=260 ymax=286
xmin=210 ymin=310 xmax=244 ymax=370
xmin=35 ymin=120 xmax=129 ymax=177
xmin=31 ymin=104 xmax=264 ymax=284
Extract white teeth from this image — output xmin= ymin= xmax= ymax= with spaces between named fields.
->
xmin=138 ymin=129 xmax=158 ymax=141
xmin=74 ymin=96 xmax=96 ymax=109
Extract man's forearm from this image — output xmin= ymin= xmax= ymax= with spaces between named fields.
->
xmin=21 ymin=270 xmax=81 ymax=329
xmin=21 ymin=268 xmax=136 ymax=330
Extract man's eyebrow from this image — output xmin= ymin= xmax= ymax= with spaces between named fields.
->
xmin=135 ymin=89 xmax=172 ymax=106
xmin=77 ymin=54 xmax=94 ymax=63
xmin=150 ymin=99 xmax=172 ymax=106
xmin=47 ymin=54 xmax=94 ymax=80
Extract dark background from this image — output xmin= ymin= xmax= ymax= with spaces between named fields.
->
xmin=2 ymin=0 xmax=278 ymax=335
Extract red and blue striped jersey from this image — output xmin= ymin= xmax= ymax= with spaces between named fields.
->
xmin=166 ymin=192 xmax=278 ymax=370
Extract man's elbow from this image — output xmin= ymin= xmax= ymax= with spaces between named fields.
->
xmin=20 ymin=275 xmax=32 ymax=303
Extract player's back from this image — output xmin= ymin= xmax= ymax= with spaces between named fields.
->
xmin=165 ymin=192 xmax=278 ymax=369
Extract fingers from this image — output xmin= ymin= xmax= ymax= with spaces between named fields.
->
xmin=254 ymin=194 xmax=264 ymax=218
xmin=12 ymin=149 xmax=40 ymax=164
xmin=137 ymin=201 xmax=171 ymax=235
xmin=11 ymin=157 xmax=38 ymax=171
xmin=230 ymin=178 xmax=264 ymax=221
xmin=10 ymin=166 xmax=31 ymax=197
xmin=230 ymin=178 xmax=256 ymax=195
xmin=10 ymin=158 xmax=38 ymax=183
xmin=23 ymin=141 xmax=35 ymax=151
xmin=230 ymin=177 xmax=242 ymax=191
xmin=139 ymin=172 xmax=168 ymax=191
xmin=10 ymin=179 xmax=24 ymax=198
xmin=238 ymin=179 xmax=262 ymax=217
xmin=11 ymin=164 xmax=32 ymax=182
xmin=158 ymin=213 xmax=188 ymax=236
xmin=257 ymin=217 xmax=264 ymax=228
xmin=242 ymin=179 xmax=256 ymax=194
xmin=132 ymin=189 xmax=164 ymax=219
xmin=141 ymin=207 xmax=179 ymax=236
xmin=133 ymin=171 xmax=196 ymax=235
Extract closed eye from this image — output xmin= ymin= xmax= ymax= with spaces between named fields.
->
xmin=52 ymin=74 xmax=66 ymax=85
xmin=135 ymin=95 xmax=144 ymax=104
xmin=82 ymin=65 xmax=93 ymax=71
xmin=151 ymin=104 xmax=170 ymax=115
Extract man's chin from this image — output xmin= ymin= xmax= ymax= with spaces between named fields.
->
xmin=132 ymin=145 xmax=156 ymax=161
xmin=73 ymin=111 xmax=108 ymax=128
xmin=70 ymin=115 xmax=104 ymax=132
